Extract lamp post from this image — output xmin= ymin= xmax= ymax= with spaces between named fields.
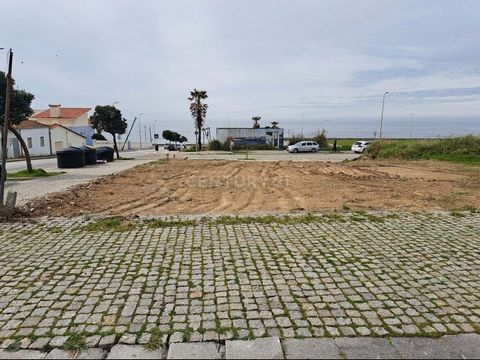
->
xmin=379 ymin=91 xmax=389 ymax=139
xmin=112 ymin=101 xmax=119 ymax=107
xmin=138 ymin=113 xmax=143 ymax=149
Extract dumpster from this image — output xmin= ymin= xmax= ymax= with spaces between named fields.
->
xmin=96 ymin=146 xmax=115 ymax=162
xmin=82 ymin=146 xmax=97 ymax=165
xmin=56 ymin=147 xmax=86 ymax=168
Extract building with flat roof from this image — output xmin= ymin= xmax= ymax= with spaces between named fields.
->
xmin=216 ymin=127 xmax=284 ymax=148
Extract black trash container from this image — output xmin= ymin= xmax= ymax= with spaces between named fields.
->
xmin=82 ymin=146 xmax=97 ymax=165
xmin=96 ymin=146 xmax=115 ymax=162
xmin=56 ymin=147 xmax=86 ymax=168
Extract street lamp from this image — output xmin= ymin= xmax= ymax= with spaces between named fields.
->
xmin=138 ymin=113 xmax=143 ymax=149
xmin=379 ymin=91 xmax=389 ymax=139
xmin=112 ymin=101 xmax=119 ymax=107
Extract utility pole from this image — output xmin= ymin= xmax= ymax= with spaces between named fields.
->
xmin=144 ymin=125 xmax=147 ymax=145
xmin=122 ymin=117 xmax=137 ymax=151
xmin=0 ymin=49 xmax=13 ymax=206
xmin=138 ymin=113 xmax=143 ymax=149
xmin=379 ymin=91 xmax=389 ymax=139
xmin=149 ymin=127 xmax=152 ymax=143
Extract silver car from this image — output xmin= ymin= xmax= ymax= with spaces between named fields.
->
xmin=287 ymin=141 xmax=320 ymax=153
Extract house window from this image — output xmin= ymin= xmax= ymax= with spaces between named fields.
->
xmin=40 ymin=136 xmax=45 ymax=147
xmin=27 ymin=137 xmax=32 ymax=148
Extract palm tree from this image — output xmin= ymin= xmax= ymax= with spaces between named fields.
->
xmin=271 ymin=121 xmax=279 ymax=128
xmin=188 ymin=89 xmax=208 ymax=150
xmin=252 ymin=116 xmax=261 ymax=129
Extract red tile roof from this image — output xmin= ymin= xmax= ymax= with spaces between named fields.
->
xmin=33 ymin=107 xmax=91 ymax=119
xmin=15 ymin=119 xmax=49 ymax=130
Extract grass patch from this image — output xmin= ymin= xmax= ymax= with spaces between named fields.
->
xmin=82 ymin=218 xmax=137 ymax=232
xmin=366 ymin=135 xmax=480 ymax=164
xmin=143 ymin=328 xmax=165 ymax=351
xmin=5 ymin=340 xmax=21 ymax=352
xmin=47 ymin=226 xmax=63 ymax=233
xmin=119 ymin=157 xmax=135 ymax=160
xmin=146 ymin=218 xmax=197 ymax=228
xmin=7 ymin=168 xmax=65 ymax=179
xmin=63 ymin=333 xmax=86 ymax=352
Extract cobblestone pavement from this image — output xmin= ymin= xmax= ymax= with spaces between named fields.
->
xmin=0 ymin=212 xmax=479 ymax=353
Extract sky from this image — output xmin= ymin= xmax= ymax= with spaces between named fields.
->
xmin=1 ymin=0 xmax=480 ymax=140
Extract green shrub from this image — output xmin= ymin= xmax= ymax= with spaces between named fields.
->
xmin=286 ymin=134 xmax=306 ymax=146
xmin=208 ymin=139 xmax=223 ymax=151
xmin=312 ymin=129 xmax=328 ymax=148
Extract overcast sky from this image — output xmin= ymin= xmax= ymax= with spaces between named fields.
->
xmin=1 ymin=0 xmax=480 ymax=139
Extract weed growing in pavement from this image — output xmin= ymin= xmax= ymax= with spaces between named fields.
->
xmin=5 ymin=340 xmax=21 ymax=352
xmin=63 ymin=333 xmax=86 ymax=352
xmin=143 ymin=328 xmax=165 ymax=351
xmin=82 ymin=218 xmax=136 ymax=232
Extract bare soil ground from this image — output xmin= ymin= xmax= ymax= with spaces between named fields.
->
xmin=26 ymin=159 xmax=480 ymax=217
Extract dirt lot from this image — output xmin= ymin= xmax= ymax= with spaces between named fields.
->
xmin=26 ymin=159 xmax=480 ymax=217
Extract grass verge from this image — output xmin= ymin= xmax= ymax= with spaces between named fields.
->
xmin=7 ymin=168 xmax=65 ymax=179
xmin=366 ymin=135 xmax=480 ymax=164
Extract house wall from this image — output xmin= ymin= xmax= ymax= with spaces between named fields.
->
xmin=216 ymin=128 xmax=284 ymax=148
xmin=18 ymin=128 xmax=51 ymax=157
xmin=50 ymin=127 xmax=85 ymax=152
xmin=6 ymin=131 xmax=20 ymax=159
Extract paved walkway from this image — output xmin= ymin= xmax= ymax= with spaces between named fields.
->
xmin=5 ymin=149 xmax=167 ymax=203
xmin=1 ymin=335 xmax=479 ymax=359
xmin=0 ymin=211 xmax=479 ymax=354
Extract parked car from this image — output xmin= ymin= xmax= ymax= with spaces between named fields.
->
xmin=351 ymin=141 xmax=371 ymax=153
xmin=287 ymin=141 xmax=320 ymax=153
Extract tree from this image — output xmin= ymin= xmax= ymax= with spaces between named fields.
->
xmin=90 ymin=105 xmax=127 ymax=159
xmin=162 ymin=130 xmax=173 ymax=143
xmin=252 ymin=116 xmax=261 ymax=129
xmin=180 ymin=135 xmax=188 ymax=143
xmin=271 ymin=121 xmax=279 ymax=129
xmin=188 ymin=89 xmax=208 ymax=150
xmin=92 ymin=133 xmax=107 ymax=141
xmin=0 ymin=71 xmax=35 ymax=172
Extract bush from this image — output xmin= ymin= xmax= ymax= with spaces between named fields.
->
xmin=92 ymin=133 xmax=107 ymax=141
xmin=312 ymin=129 xmax=328 ymax=148
xmin=366 ymin=135 xmax=480 ymax=163
xmin=208 ymin=139 xmax=223 ymax=151
xmin=287 ymin=134 xmax=306 ymax=146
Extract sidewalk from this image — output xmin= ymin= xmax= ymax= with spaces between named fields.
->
xmin=1 ymin=335 xmax=479 ymax=359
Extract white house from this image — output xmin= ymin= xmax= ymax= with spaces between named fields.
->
xmin=49 ymin=123 xmax=86 ymax=152
xmin=30 ymin=104 xmax=94 ymax=145
xmin=15 ymin=120 xmax=51 ymax=157
xmin=7 ymin=120 xmax=86 ymax=159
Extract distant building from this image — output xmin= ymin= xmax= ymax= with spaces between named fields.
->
xmin=7 ymin=120 xmax=86 ymax=159
xmin=216 ymin=127 xmax=284 ymax=148
xmin=30 ymin=104 xmax=94 ymax=145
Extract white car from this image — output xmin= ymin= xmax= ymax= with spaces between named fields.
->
xmin=287 ymin=141 xmax=320 ymax=153
xmin=351 ymin=141 xmax=371 ymax=153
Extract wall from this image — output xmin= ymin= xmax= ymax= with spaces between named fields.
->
xmin=50 ymin=127 xmax=85 ymax=152
xmin=19 ymin=128 xmax=51 ymax=157
xmin=216 ymin=128 xmax=284 ymax=148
